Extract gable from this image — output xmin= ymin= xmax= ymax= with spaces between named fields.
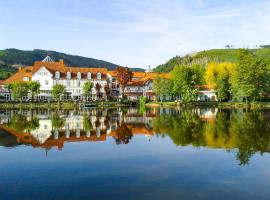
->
xmin=32 ymin=66 xmax=53 ymax=77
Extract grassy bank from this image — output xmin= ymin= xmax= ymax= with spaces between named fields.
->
xmin=0 ymin=101 xmax=127 ymax=110
xmin=146 ymin=101 xmax=270 ymax=109
xmin=145 ymin=101 xmax=218 ymax=107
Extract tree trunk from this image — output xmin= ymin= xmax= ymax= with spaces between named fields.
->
xmin=58 ymin=98 xmax=60 ymax=110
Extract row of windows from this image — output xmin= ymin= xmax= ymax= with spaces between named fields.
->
xmin=55 ymin=72 xmax=102 ymax=80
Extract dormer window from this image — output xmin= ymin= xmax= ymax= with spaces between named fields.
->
xmin=23 ymin=77 xmax=29 ymax=81
xmin=87 ymin=72 xmax=91 ymax=80
xmin=55 ymin=71 xmax=60 ymax=80
xmin=67 ymin=72 xmax=71 ymax=80
xmin=97 ymin=72 xmax=101 ymax=80
xmin=77 ymin=72 xmax=81 ymax=80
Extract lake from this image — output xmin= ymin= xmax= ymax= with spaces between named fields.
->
xmin=0 ymin=107 xmax=270 ymax=200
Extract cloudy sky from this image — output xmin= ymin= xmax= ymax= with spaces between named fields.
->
xmin=1 ymin=0 xmax=270 ymax=68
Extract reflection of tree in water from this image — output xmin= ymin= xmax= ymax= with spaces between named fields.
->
xmin=51 ymin=113 xmax=64 ymax=130
xmin=154 ymin=110 xmax=205 ymax=147
xmin=114 ymin=123 xmax=133 ymax=144
xmin=153 ymin=109 xmax=270 ymax=165
xmin=83 ymin=115 xmax=92 ymax=131
xmin=230 ymin=110 xmax=270 ymax=165
xmin=7 ymin=114 xmax=39 ymax=132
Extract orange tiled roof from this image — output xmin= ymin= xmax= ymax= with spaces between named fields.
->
xmin=3 ymin=67 xmax=33 ymax=84
xmin=108 ymin=71 xmax=170 ymax=79
xmin=3 ymin=60 xmax=109 ymax=83
xmin=3 ymin=58 xmax=170 ymax=84
xmin=32 ymin=61 xmax=108 ymax=79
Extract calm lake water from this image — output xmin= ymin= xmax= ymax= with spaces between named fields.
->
xmin=1 ymin=107 xmax=270 ymax=200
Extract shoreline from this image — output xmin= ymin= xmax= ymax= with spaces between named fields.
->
xmin=2 ymin=101 xmax=270 ymax=110
xmin=145 ymin=101 xmax=270 ymax=109
xmin=0 ymin=101 xmax=129 ymax=110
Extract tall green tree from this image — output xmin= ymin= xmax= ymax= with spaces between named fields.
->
xmin=153 ymin=77 xmax=173 ymax=101
xmin=231 ymin=49 xmax=270 ymax=102
xmin=27 ymin=81 xmax=40 ymax=102
xmin=171 ymin=65 xmax=201 ymax=102
xmin=83 ymin=81 xmax=93 ymax=101
xmin=10 ymin=81 xmax=29 ymax=107
xmin=52 ymin=84 xmax=65 ymax=109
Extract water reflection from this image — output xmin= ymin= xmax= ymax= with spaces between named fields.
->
xmin=1 ymin=107 xmax=270 ymax=165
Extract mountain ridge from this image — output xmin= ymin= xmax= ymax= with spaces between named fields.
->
xmin=154 ymin=48 xmax=270 ymax=73
xmin=0 ymin=48 xmax=145 ymax=79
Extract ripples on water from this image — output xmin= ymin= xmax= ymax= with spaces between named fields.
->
xmin=0 ymin=107 xmax=270 ymax=200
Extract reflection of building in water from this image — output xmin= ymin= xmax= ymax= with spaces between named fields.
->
xmin=197 ymin=107 xmax=218 ymax=122
xmin=0 ymin=108 xmax=157 ymax=149
xmin=0 ymin=107 xmax=220 ymax=150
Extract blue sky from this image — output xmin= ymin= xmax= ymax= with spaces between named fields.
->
xmin=1 ymin=0 xmax=270 ymax=68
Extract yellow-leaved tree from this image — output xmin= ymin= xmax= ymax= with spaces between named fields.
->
xmin=204 ymin=62 xmax=235 ymax=102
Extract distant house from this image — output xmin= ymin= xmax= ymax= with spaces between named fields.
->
xmin=196 ymin=85 xmax=217 ymax=101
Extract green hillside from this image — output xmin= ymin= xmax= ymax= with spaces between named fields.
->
xmin=155 ymin=48 xmax=270 ymax=73
xmin=0 ymin=48 xmax=144 ymax=80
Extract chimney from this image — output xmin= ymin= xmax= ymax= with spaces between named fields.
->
xmin=19 ymin=67 xmax=22 ymax=71
xmin=59 ymin=59 xmax=64 ymax=65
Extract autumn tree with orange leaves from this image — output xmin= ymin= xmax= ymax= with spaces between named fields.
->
xmin=116 ymin=66 xmax=133 ymax=97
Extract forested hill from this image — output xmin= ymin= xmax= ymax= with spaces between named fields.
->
xmin=0 ymin=48 xmax=144 ymax=79
xmin=154 ymin=48 xmax=270 ymax=73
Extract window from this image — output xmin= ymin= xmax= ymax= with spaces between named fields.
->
xmin=77 ymin=72 xmax=81 ymax=80
xmin=45 ymin=80 xmax=49 ymax=85
xmin=67 ymin=72 xmax=71 ymax=79
xmin=67 ymin=80 xmax=70 ymax=87
xmin=87 ymin=72 xmax=91 ymax=80
xmin=23 ymin=77 xmax=29 ymax=81
xmin=77 ymin=81 xmax=81 ymax=87
xmin=55 ymin=71 xmax=60 ymax=80
xmin=97 ymin=72 xmax=101 ymax=80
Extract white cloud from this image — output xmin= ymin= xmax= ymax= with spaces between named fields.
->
xmin=2 ymin=0 xmax=270 ymax=68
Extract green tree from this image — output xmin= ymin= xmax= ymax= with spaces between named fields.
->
xmin=171 ymin=65 xmax=200 ymax=102
xmin=52 ymin=84 xmax=65 ymax=109
xmin=83 ymin=81 xmax=93 ymax=101
xmin=27 ymin=81 xmax=40 ymax=102
xmin=231 ymin=49 xmax=270 ymax=102
xmin=153 ymin=77 xmax=173 ymax=101
xmin=215 ymin=76 xmax=231 ymax=102
xmin=10 ymin=81 xmax=29 ymax=107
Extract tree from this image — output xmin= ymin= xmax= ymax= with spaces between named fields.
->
xmin=104 ymin=84 xmax=111 ymax=100
xmin=83 ymin=81 xmax=93 ymax=101
xmin=116 ymin=67 xmax=133 ymax=97
xmin=231 ymin=49 xmax=270 ymax=102
xmin=27 ymin=81 xmax=40 ymax=102
xmin=153 ymin=77 xmax=173 ymax=101
xmin=10 ymin=81 xmax=29 ymax=107
xmin=205 ymin=62 xmax=235 ymax=102
xmin=170 ymin=65 xmax=200 ymax=102
xmin=52 ymin=84 xmax=65 ymax=109
xmin=95 ymin=83 xmax=102 ymax=100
